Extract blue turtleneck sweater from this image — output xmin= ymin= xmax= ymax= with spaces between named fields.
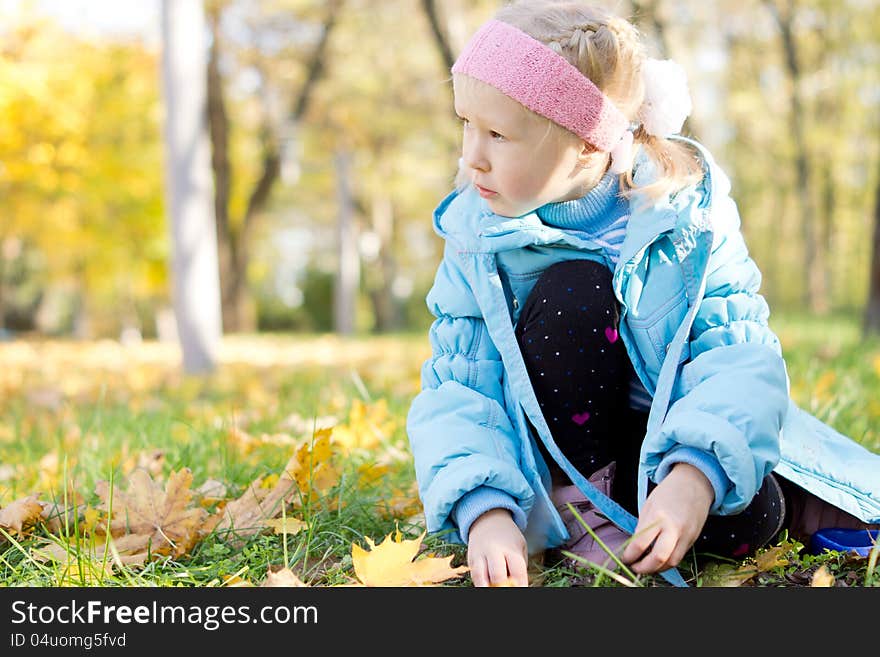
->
xmin=536 ymin=172 xmax=629 ymax=266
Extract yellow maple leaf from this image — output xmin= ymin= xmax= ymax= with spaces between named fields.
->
xmin=264 ymin=517 xmax=307 ymax=536
xmin=332 ymin=399 xmax=398 ymax=452
xmin=351 ymin=529 xmax=468 ymax=586
xmin=286 ymin=429 xmax=339 ymax=497
xmin=95 ymin=468 xmax=207 ymax=557
xmin=810 ymin=565 xmax=835 ymax=587
xmin=0 ymin=494 xmax=44 ymax=535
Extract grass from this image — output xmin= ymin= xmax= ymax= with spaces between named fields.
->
xmin=0 ymin=313 xmax=878 ymax=588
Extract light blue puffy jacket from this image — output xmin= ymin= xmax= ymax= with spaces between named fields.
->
xmin=406 ymin=138 xmax=880 ymax=554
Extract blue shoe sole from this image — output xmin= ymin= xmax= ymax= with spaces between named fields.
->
xmin=810 ymin=528 xmax=880 ymax=557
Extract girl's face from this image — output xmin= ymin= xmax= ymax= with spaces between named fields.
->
xmin=453 ymin=75 xmax=605 ymax=218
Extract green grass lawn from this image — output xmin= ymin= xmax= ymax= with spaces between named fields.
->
xmin=0 ymin=313 xmax=878 ymax=587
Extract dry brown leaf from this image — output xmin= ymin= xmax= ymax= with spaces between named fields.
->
xmin=195 ymin=478 xmax=227 ymax=507
xmin=136 ymin=449 xmax=166 ymax=476
xmin=208 ymin=434 xmax=337 ymax=546
xmin=34 ymin=534 xmax=150 ymax=570
xmin=351 ymin=529 xmax=468 ymax=586
xmin=38 ymin=500 xmax=88 ymax=535
xmin=0 ymin=494 xmax=44 ymax=535
xmin=95 ymin=468 xmax=207 ymax=557
xmin=811 ymin=565 xmax=835 ymax=587
xmin=262 ymin=567 xmax=309 ymax=587
xmin=208 ymin=476 xmax=298 ymax=547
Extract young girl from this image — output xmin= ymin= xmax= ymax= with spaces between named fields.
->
xmin=406 ymin=0 xmax=880 ymax=587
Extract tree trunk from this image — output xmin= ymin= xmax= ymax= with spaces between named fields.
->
xmin=334 ymin=149 xmax=359 ymax=335
xmin=368 ymin=193 xmax=401 ymax=333
xmin=161 ymin=0 xmax=222 ymax=374
xmin=420 ymin=0 xmax=455 ymax=71
xmin=864 ymin=151 xmax=880 ymax=336
xmin=764 ymin=0 xmax=828 ymax=314
xmin=205 ymin=0 xmax=343 ymax=332
xmin=821 ymin=162 xmax=835 ymax=310
xmin=206 ymin=4 xmax=237 ymax=333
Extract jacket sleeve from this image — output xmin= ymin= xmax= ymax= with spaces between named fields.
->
xmin=406 ymin=242 xmax=534 ymax=542
xmin=645 ymin=183 xmax=790 ymax=515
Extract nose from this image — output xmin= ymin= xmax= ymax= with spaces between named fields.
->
xmin=462 ymin=133 xmax=490 ymax=173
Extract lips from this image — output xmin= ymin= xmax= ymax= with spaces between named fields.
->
xmin=475 ymin=183 xmax=497 ymax=198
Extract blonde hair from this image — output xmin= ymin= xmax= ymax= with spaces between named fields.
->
xmin=475 ymin=0 xmax=704 ymax=202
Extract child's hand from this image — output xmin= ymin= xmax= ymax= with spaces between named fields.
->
xmin=621 ymin=462 xmax=714 ymax=575
xmin=466 ymin=508 xmax=529 ymax=587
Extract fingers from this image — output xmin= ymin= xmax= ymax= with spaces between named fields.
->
xmin=628 ymin=530 xmax=677 ymax=574
xmin=468 ymin=555 xmax=489 ymax=587
xmin=505 ymin=551 xmax=529 ymax=587
xmin=486 ymin=552 xmax=509 ymax=585
xmin=468 ymin=552 xmax=529 ymax=587
xmin=622 ymin=523 xmax=660 ymax=566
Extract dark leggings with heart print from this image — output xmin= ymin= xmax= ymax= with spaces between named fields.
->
xmin=515 ymin=259 xmax=785 ymax=559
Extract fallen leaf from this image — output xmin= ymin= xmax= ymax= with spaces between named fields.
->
xmin=332 ymin=399 xmax=398 ymax=452
xmin=136 ymin=449 xmax=166 ymax=476
xmin=95 ymin=468 xmax=207 ymax=557
xmin=351 ymin=529 xmax=468 ymax=586
xmin=754 ymin=545 xmax=789 ymax=572
xmin=38 ymin=500 xmax=89 ymax=535
xmin=811 ymin=565 xmax=835 ymax=587
xmin=34 ymin=534 xmax=151 ymax=571
xmin=264 ymin=517 xmax=307 ymax=536
xmin=262 ymin=567 xmax=309 ymax=587
xmin=0 ymin=494 xmax=44 ymax=535
xmin=195 ymin=478 xmax=227 ymax=507
xmin=287 ymin=429 xmax=339 ymax=495
xmin=208 ymin=474 xmax=298 ymax=547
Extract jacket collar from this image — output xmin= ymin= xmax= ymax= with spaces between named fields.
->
xmin=432 ymin=137 xmax=728 ymax=264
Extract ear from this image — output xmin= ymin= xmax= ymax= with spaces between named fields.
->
xmin=576 ymin=141 xmax=603 ymax=169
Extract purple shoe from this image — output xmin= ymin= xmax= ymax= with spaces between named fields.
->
xmin=550 ymin=461 xmax=630 ymax=571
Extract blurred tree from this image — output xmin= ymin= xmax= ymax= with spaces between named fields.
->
xmin=762 ymin=0 xmax=827 ymax=314
xmin=161 ymin=0 xmax=222 ymax=374
xmin=866 ymin=154 xmax=880 ymax=336
xmin=206 ymin=0 xmax=342 ymax=333
xmin=0 ymin=13 xmax=167 ymax=337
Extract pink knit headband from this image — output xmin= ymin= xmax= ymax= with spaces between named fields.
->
xmin=451 ymin=19 xmax=629 ymax=153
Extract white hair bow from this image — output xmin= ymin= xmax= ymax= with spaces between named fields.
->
xmin=609 ymin=58 xmax=692 ymax=174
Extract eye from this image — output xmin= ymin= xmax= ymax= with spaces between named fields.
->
xmin=456 ymin=115 xmax=469 ymax=128
xmin=490 ymin=130 xmax=505 ymax=141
